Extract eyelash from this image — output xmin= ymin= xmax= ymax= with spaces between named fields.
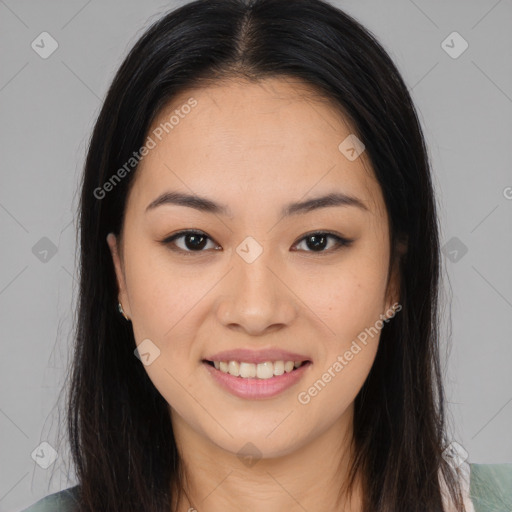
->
xmin=160 ymin=230 xmax=353 ymax=256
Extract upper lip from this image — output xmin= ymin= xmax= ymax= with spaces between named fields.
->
xmin=204 ymin=349 xmax=311 ymax=364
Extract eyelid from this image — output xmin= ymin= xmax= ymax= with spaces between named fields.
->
xmin=162 ymin=229 xmax=221 ymax=254
xmin=161 ymin=229 xmax=354 ymax=254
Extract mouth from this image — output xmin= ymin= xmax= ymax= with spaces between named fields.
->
xmin=201 ymin=358 xmax=312 ymax=400
xmin=202 ymin=359 xmax=311 ymax=379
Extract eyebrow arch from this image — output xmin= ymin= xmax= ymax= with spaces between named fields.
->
xmin=145 ymin=191 xmax=368 ymax=217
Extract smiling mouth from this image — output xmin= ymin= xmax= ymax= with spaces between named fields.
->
xmin=203 ymin=359 xmax=311 ymax=379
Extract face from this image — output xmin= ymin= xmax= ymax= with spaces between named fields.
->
xmin=107 ymin=77 xmax=400 ymax=460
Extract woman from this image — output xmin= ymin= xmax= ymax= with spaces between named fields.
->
xmin=22 ymin=0 xmax=512 ymax=510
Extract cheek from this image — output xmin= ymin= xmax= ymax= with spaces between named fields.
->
xmin=124 ymin=241 xmax=203 ymax=332
xmin=121 ymin=249 xmax=213 ymax=397
xmin=295 ymin=263 xmax=386 ymax=418
xmin=124 ymin=252 xmax=204 ymax=413
xmin=301 ymin=253 xmax=388 ymax=408
xmin=307 ymin=252 xmax=389 ymax=342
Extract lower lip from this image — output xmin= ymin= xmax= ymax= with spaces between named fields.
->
xmin=203 ymin=361 xmax=312 ymax=400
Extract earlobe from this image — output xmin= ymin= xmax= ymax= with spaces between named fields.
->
xmin=106 ymin=233 xmax=130 ymax=316
xmin=384 ymin=283 xmax=400 ymax=319
xmin=384 ymin=239 xmax=407 ymax=316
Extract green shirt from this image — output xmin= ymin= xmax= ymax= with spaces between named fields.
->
xmin=21 ymin=463 xmax=512 ymax=511
xmin=469 ymin=463 xmax=512 ymax=511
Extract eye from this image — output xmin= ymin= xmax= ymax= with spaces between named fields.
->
xmin=161 ymin=230 xmax=220 ymax=254
xmin=292 ymin=232 xmax=353 ymax=253
xmin=161 ymin=230 xmax=352 ymax=255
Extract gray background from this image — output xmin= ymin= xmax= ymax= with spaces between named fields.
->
xmin=1 ymin=0 xmax=511 ymax=510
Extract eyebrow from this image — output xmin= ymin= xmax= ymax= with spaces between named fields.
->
xmin=145 ymin=190 xmax=368 ymax=217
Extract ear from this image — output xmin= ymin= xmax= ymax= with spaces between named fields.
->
xmin=106 ymin=233 xmax=131 ymax=317
xmin=384 ymin=238 xmax=407 ymax=315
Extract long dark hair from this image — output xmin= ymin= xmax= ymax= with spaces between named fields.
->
xmin=66 ymin=0 xmax=464 ymax=510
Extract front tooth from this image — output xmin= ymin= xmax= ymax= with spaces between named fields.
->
xmin=239 ymin=362 xmax=256 ymax=378
xmin=228 ymin=360 xmax=240 ymax=377
xmin=219 ymin=361 xmax=229 ymax=373
xmin=257 ymin=361 xmax=274 ymax=379
xmin=273 ymin=360 xmax=285 ymax=376
xmin=284 ymin=361 xmax=294 ymax=373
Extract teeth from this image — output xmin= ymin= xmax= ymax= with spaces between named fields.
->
xmin=256 ymin=362 xmax=274 ymax=379
xmin=228 ymin=360 xmax=240 ymax=376
xmin=273 ymin=360 xmax=284 ymax=375
xmin=239 ymin=362 xmax=256 ymax=378
xmin=212 ymin=360 xmax=305 ymax=379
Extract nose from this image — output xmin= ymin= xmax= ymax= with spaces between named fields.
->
xmin=215 ymin=247 xmax=298 ymax=336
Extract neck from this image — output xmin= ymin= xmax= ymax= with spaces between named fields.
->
xmin=170 ymin=405 xmax=363 ymax=512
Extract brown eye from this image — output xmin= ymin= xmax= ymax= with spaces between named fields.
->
xmin=293 ymin=232 xmax=352 ymax=253
xmin=162 ymin=230 xmax=220 ymax=253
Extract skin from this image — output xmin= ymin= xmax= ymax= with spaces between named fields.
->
xmin=107 ymin=77 xmax=402 ymax=512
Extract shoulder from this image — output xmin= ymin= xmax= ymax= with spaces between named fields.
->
xmin=20 ymin=485 xmax=80 ymax=512
xmin=469 ymin=463 xmax=512 ymax=512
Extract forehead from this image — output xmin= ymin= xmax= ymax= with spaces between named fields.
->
xmin=128 ymin=77 xmax=384 ymax=217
